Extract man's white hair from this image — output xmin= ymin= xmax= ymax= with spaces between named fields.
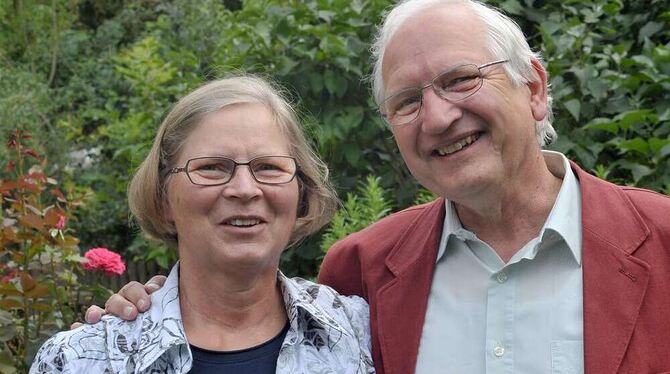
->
xmin=370 ymin=0 xmax=557 ymax=146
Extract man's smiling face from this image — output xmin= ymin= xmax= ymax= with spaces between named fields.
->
xmin=381 ymin=3 xmax=547 ymax=203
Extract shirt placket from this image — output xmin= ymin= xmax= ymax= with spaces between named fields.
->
xmin=486 ymin=265 xmax=515 ymax=373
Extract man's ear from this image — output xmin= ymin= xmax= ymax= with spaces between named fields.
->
xmin=528 ymin=58 xmax=549 ymax=122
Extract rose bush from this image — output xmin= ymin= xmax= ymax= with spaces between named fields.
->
xmin=0 ymin=130 xmax=118 ymax=373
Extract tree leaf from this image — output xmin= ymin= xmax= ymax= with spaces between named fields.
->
xmin=618 ymin=160 xmax=653 ymax=183
xmin=638 ymin=21 xmax=664 ymax=41
xmin=564 ymin=99 xmax=581 ymax=121
xmin=619 ymin=138 xmax=649 ymax=155
xmin=659 ymin=143 xmax=670 ymax=159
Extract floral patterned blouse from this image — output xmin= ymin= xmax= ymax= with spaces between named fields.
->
xmin=30 ymin=263 xmax=375 ymax=373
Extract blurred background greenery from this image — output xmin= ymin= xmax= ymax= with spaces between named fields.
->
xmin=1 ymin=0 xmax=669 ymax=369
xmin=3 ymin=0 xmax=669 ymax=277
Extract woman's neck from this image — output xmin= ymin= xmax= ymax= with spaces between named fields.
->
xmin=177 ymin=262 xmax=288 ymax=351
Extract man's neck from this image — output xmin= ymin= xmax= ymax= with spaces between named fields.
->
xmin=455 ymin=153 xmax=563 ymax=262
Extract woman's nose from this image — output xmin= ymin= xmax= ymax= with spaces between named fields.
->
xmin=220 ymin=166 xmax=262 ymax=200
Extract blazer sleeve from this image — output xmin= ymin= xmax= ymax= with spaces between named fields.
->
xmin=318 ymin=238 xmax=366 ymax=299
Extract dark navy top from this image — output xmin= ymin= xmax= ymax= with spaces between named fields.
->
xmin=188 ymin=322 xmax=290 ymax=373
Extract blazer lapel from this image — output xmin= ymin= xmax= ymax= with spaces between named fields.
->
xmin=375 ymin=199 xmax=445 ymax=374
xmin=574 ymin=164 xmax=651 ymax=373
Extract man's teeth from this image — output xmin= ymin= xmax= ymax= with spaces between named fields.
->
xmin=436 ymin=134 xmax=479 ymax=156
xmin=227 ymin=218 xmax=261 ymax=227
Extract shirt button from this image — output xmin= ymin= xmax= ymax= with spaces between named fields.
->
xmin=494 ymin=345 xmax=505 ymax=357
xmin=496 ymin=272 xmax=508 ymax=283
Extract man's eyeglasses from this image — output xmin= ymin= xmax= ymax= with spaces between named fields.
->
xmin=169 ymin=156 xmax=298 ymax=186
xmin=379 ymin=59 xmax=509 ymax=127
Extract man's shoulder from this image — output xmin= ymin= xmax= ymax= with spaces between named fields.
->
xmin=619 ymin=186 xmax=670 ymax=228
xmin=620 ymin=185 xmax=670 ymax=206
xmin=580 ymin=167 xmax=670 ymax=220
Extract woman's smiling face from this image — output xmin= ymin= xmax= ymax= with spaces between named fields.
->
xmin=166 ymin=102 xmax=300 ymax=272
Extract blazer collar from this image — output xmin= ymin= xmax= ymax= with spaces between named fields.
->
xmin=377 ymin=199 xmax=445 ymax=374
xmin=384 ymin=199 xmax=446 ymax=276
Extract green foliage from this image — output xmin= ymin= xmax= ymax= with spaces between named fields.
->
xmin=414 ymin=189 xmax=438 ymax=205
xmin=525 ymin=0 xmax=670 ymax=192
xmin=320 ymin=176 xmax=392 ymax=254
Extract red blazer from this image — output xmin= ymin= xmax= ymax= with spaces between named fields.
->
xmin=319 ymin=163 xmax=670 ymax=374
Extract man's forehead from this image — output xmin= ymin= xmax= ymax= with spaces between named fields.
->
xmin=380 ymin=5 xmax=488 ymax=92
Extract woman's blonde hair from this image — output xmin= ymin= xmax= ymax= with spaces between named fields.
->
xmin=128 ymin=75 xmax=337 ymax=248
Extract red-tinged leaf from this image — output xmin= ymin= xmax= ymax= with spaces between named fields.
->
xmin=44 ymin=207 xmax=65 ymax=226
xmin=0 ymin=181 xmax=19 ymax=194
xmin=18 ymin=213 xmax=44 ymax=230
xmin=2 ymin=227 xmax=16 ymax=241
xmin=25 ymin=283 xmax=50 ymax=298
xmin=0 ymin=284 xmax=21 ymax=296
xmin=19 ymin=272 xmax=36 ymax=293
xmin=0 ymin=299 xmax=22 ymax=309
xmin=51 ymin=188 xmax=66 ymax=201
xmin=17 ymin=180 xmax=40 ymax=193
xmin=21 ymin=149 xmax=40 ymax=160
xmin=26 ymin=172 xmax=47 ymax=183
xmin=5 ymin=160 xmax=15 ymax=172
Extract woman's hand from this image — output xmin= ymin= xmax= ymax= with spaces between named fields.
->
xmin=71 ymin=275 xmax=167 ymax=328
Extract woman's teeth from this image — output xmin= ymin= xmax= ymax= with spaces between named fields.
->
xmin=226 ymin=218 xmax=261 ymax=227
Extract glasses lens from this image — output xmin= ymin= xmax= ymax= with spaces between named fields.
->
xmin=187 ymin=157 xmax=235 ymax=185
xmin=433 ymin=64 xmax=482 ymax=101
xmin=249 ymin=156 xmax=297 ymax=184
xmin=382 ymin=88 xmax=422 ymax=127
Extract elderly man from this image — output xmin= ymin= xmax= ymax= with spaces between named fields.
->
xmin=88 ymin=0 xmax=670 ymax=373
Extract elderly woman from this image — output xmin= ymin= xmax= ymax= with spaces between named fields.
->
xmin=31 ymin=76 xmax=374 ymax=373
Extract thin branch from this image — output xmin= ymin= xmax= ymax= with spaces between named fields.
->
xmin=47 ymin=0 xmax=59 ymax=87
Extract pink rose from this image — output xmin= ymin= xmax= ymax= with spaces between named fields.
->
xmin=55 ymin=215 xmax=66 ymax=230
xmin=83 ymin=247 xmax=126 ymax=276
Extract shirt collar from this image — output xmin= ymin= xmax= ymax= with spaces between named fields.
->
xmin=436 ymin=150 xmax=582 ymax=265
xmin=135 ymin=263 xmax=350 ymax=371
xmin=278 ymin=272 xmax=350 ymax=338
xmin=541 ymin=150 xmax=582 ymax=265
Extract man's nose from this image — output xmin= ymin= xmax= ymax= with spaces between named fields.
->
xmin=419 ymin=88 xmax=463 ymax=134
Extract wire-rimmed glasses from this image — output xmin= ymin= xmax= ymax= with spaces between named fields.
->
xmin=169 ymin=156 xmax=298 ymax=186
xmin=379 ymin=59 xmax=509 ymax=127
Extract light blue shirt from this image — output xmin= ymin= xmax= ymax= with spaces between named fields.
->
xmin=31 ymin=263 xmax=375 ymax=373
xmin=415 ymin=151 xmax=584 ymax=374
